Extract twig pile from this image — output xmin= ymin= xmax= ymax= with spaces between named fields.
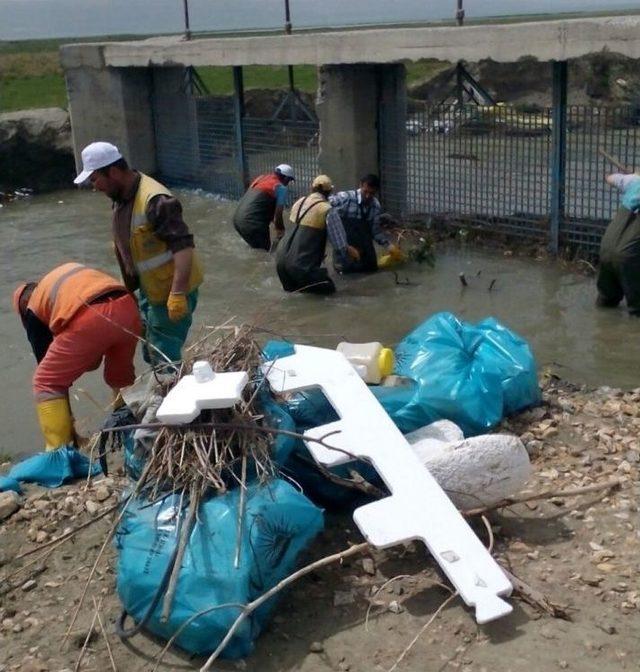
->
xmin=137 ymin=323 xmax=276 ymax=504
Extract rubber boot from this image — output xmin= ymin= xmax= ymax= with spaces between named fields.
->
xmin=36 ymin=397 xmax=74 ymax=452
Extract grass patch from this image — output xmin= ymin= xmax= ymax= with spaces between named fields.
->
xmin=1 ymin=74 xmax=67 ymax=111
xmin=0 ymin=33 xmax=449 ymax=112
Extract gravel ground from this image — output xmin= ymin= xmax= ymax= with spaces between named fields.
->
xmin=0 ymin=375 xmax=638 ymax=672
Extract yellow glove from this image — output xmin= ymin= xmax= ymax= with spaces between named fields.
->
xmin=387 ymin=244 xmax=406 ymax=262
xmin=36 ymin=398 xmax=74 ymax=451
xmin=167 ymin=292 xmax=189 ymax=322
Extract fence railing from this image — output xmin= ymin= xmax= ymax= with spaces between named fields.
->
xmin=154 ymin=87 xmax=320 ymax=204
xmin=385 ymin=103 xmax=640 ymax=254
xmin=155 ymin=85 xmax=640 ymax=256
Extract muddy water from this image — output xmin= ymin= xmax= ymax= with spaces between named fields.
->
xmin=2 ymin=189 xmax=639 ymax=457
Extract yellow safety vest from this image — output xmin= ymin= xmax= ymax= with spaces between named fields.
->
xmin=130 ymin=174 xmax=204 ymax=304
xmin=289 ymin=192 xmax=331 ymax=230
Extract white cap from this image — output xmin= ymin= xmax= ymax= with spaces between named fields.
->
xmin=74 ymin=141 xmax=123 ymax=185
xmin=275 ymin=164 xmax=295 ymax=180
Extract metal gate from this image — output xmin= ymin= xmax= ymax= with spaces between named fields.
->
xmin=153 ymin=77 xmax=319 ymax=203
xmin=387 ymin=103 xmax=640 ymax=254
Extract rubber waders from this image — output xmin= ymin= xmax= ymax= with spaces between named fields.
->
xmin=36 ymin=397 xmax=74 ymax=451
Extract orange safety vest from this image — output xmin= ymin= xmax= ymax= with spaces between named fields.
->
xmin=250 ymin=173 xmax=282 ymax=199
xmin=28 ymin=263 xmax=125 ymax=335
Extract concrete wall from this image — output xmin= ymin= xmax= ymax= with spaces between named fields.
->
xmin=63 ymin=45 xmax=156 ymax=174
xmin=317 ymin=63 xmax=406 ymax=213
xmin=316 ymin=64 xmax=379 ymax=192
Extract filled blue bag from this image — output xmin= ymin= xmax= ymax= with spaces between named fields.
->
xmin=390 ymin=312 xmax=540 ymax=435
xmin=115 ymin=479 xmax=323 ymax=658
xmin=0 ymin=446 xmax=102 ymax=493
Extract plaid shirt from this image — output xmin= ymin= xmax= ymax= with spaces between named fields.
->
xmin=326 ymin=208 xmax=348 ymax=253
xmin=329 ymin=189 xmax=390 ymax=246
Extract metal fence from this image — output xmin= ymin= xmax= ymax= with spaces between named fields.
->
xmin=154 ymin=87 xmax=320 ymax=203
xmin=154 ymin=79 xmax=640 ymax=256
xmin=392 ymin=103 xmax=640 ymax=254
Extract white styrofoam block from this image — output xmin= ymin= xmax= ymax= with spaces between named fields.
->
xmin=408 ymin=424 xmax=531 ymax=510
xmin=405 ymin=419 xmax=465 ymax=452
xmin=264 ymin=345 xmax=513 ymax=624
xmin=156 ymin=361 xmax=248 ymax=425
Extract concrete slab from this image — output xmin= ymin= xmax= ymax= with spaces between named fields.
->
xmin=60 ymin=16 xmax=640 ymax=70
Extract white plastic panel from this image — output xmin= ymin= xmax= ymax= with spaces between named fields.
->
xmin=264 ymin=345 xmax=513 ymax=624
xmin=156 ymin=361 xmax=248 ymax=425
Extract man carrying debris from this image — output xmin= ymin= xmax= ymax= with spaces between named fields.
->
xmin=74 ymin=141 xmax=203 ymax=363
xmin=276 ymin=174 xmax=360 ymax=294
xmin=12 ymin=263 xmax=141 ymax=451
xmin=596 ymin=172 xmax=640 ymax=316
xmin=233 ymin=164 xmax=295 ymax=250
xmin=329 ymin=173 xmax=404 ymax=273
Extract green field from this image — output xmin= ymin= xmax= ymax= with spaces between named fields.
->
xmin=0 ymin=35 xmax=448 ymax=112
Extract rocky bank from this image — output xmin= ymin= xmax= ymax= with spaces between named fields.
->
xmin=0 ymin=376 xmax=638 ymax=672
xmin=0 ymin=108 xmax=74 ymax=195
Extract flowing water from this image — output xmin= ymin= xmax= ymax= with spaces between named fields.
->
xmin=1 ymin=188 xmax=639 ymax=457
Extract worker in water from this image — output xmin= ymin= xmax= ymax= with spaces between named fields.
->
xmin=233 ymin=164 xmax=295 ymax=250
xmin=74 ymin=141 xmax=203 ymax=364
xmin=596 ymin=172 xmax=640 ymax=316
xmin=276 ymin=175 xmax=360 ymax=294
xmin=329 ymin=173 xmax=404 ymax=273
xmin=13 ymin=263 xmax=141 ymax=451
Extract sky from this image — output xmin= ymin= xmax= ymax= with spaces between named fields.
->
xmin=0 ymin=0 xmax=638 ymax=40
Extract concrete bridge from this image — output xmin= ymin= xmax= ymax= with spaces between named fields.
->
xmin=61 ymin=15 xmax=640 ymax=251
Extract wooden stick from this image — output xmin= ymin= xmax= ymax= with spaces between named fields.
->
xmin=73 ymin=598 xmax=101 ymax=672
xmin=234 ymin=454 xmax=248 ymax=569
xmin=13 ymin=502 xmax=119 ymax=560
xmin=92 ymin=596 xmax=118 ymax=672
xmin=64 ymin=492 xmax=135 ymax=644
xmin=161 ymin=485 xmax=199 ymax=623
xmin=199 ymin=542 xmax=370 ymax=671
xmin=462 ymin=478 xmax=623 ymax=517
xmin=501 ymin=567 xmax=571 ymax=620
xmin=599 ymin=147 xmax=631 ymax=173
xmin=386 ymin=592 xmax=459 ymax=672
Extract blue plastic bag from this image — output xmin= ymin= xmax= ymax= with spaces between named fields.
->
xmin=391 ymin=312 xmax=540 ymax=435
xmin=0 ymin=446 xmax=102 ymax=493
xmin=116 ymin=479 xmax=323 ymax=658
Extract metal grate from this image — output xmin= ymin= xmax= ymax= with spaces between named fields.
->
xmin=395 ymin=103 xmax=640 ymax=253
xmin=154 ymin=83 xmax=319 ymax=203
xmin=155 ymin=77 xmax=640 ymax=256
xmin=243 ymin=117 xmax=320 ymax=203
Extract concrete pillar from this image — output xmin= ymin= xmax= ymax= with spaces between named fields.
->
xmin=61 ymin=44 xmax=156 ymax=175
xmin=316 ymin=63 xmax=406 ymax=214
xmin=316 ymin=64 xmax=379 ymax=192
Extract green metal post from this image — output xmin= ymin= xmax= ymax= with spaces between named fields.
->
xmin=233 ymin=66 xmax=249 ymax=189
xmin=550 ymin=60 xmax=568 ymax=255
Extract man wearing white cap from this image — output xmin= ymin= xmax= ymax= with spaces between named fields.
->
xmin=233 ymin=164 xmax=295 ymax=250
xmin=74 ymin=141 xmax=203 ymax=365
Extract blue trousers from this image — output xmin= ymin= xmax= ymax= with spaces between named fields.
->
xmin=138 ymin=289 xmax=199 ymax=365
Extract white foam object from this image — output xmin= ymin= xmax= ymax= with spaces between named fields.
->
xmin=264 ymin=345 xmax=513 ymax=624
xmin=156 ymin=361 xmax=248 ymax=425
xmin=406 ymin=420 xmax=531 ymax=510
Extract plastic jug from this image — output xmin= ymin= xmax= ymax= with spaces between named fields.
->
xmin=336 ymin=341 xmax=395 ymax=384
